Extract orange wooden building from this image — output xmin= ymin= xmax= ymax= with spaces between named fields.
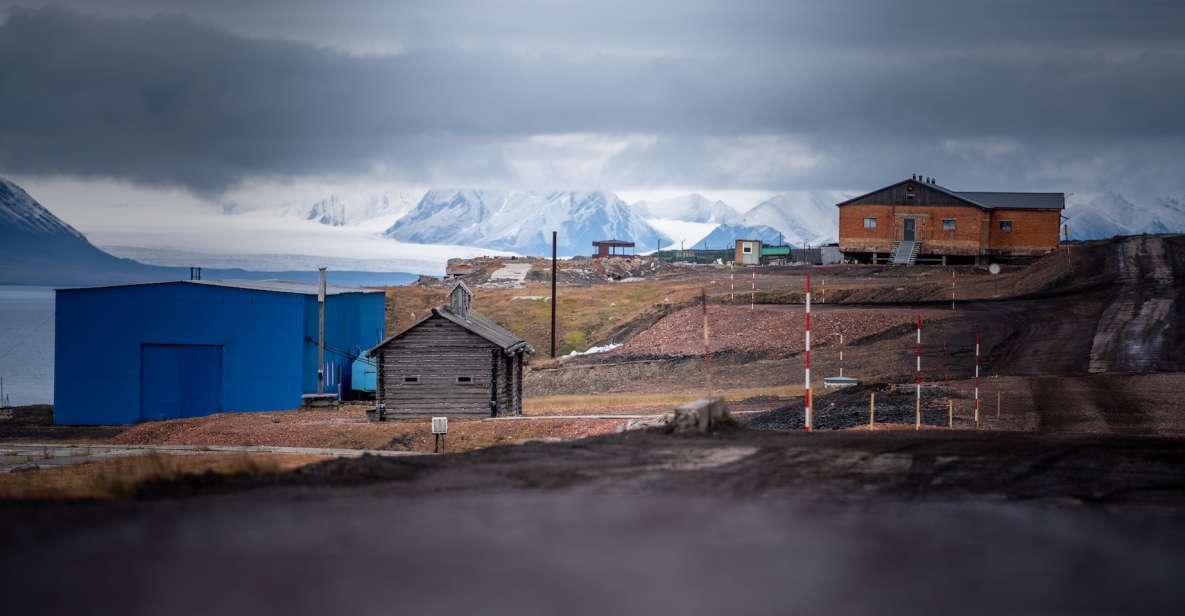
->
xmin=836 ymin=176 xmax=1064 ymax=264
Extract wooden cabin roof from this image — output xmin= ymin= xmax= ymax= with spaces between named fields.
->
xmin=368 ymin=305 xmax=533 ymax=356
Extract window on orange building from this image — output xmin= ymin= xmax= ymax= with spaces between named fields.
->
xmin=943 ymin=219 xmax=956 ymax=231
xmin=863 ymin=217 xmax=877 ymax=229
xmin=999 ymin=220 xmax=1013 ymax=232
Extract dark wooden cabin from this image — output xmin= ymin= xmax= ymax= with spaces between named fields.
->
xmin=368 ymin=282 xmax=533 ymax=417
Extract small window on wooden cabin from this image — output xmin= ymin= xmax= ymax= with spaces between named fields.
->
xmin=742 ymin=244 xmax=753 ymax=254
xmin=863 ymin=217 xmax=877 ymax=230
xmin=403 ymin=376 xmax=420 ymax=384
xmin=999 ymin=220 xmax=1013 ymax=233
xmin=456 ymin=376 xmax=473 ymax=384
xmin=942 ymin=219 xmax=956 ymax=231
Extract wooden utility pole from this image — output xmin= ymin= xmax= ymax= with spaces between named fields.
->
xmin=317 ymin=266 xmax=327 ymax=394
xmin=701 ymin=288 xmax=712 ymax=392
xmin=550 ymin=231 xmax=558 ymax=358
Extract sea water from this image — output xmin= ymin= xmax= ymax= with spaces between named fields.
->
xmin=0 ymin=285 xmax=54 ymax=405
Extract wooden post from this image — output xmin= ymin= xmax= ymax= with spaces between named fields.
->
xmin=701 ymin=288 xmax=712 ymax=394
xmin=550 ymin=230 xmax=557 ymax=358
xmin=869 ymin=392 xmax=875 ymax=428
xmin=997 ymin=390 xmax=1002 ymax=418
xmin=948 ymin=399 xmax=953 ymax=428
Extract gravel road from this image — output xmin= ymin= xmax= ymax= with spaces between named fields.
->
xmin=3 ymin=429 xmax=1185 ymax=615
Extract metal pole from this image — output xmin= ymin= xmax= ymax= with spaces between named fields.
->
xmin=317 ymin=267 xmax=327 ymax=394
xmin=975 ymin=333 xmax=981 ymax=425
xmin=869 ymin=392 xmax=875 ymax=428
xmin=730 ymin=262 xmax=734 ymax=301
xmin=550 ymin=230 xmax=557 ymax=359
xmin=750 ymin=267 xmax=755 ymax=310
xmin=804 ymin=272 xmax=813 ymax=432
xmin=951 ymin=271 xmax=956 ymax=310
xmin=915 ymin=314 xmax=922 ymax=431
xmin=839 ymin=333 xmax=844 ymax=378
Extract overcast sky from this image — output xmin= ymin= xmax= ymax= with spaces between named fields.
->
xmin=2 ymin=0 xmax=1184 ymax=217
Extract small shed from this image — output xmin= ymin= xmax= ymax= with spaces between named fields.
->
xmin=735 ymin=239 xmax=762 ymax=265
xmin=592 ymin=239 xmax=635 ymax=258
xmin=369 ymin=282 xmax=533 ymax=417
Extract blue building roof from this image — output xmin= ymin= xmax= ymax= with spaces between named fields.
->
xmin=59 ymin=279 xmax=382 ymax=296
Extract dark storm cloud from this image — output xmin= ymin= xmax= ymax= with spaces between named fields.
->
xmin=1 ymin=2 xmax=1184 ymax=195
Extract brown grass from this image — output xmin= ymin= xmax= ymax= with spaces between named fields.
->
xmin=388 ymin=278 xmax=715 ymax=355
xmin=0 ymin=453 xmax=327 ymax=501
xmin=523 ymin=385 xmax=804 ymax=415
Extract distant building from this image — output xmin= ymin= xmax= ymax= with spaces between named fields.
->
xmin=54 ymin=280 xmax=385 ymax=425
xmin=735 ymin=239 xmax=762 ymax=265
xmin=592 ymin=239 xmax=635 ymax=258
xmin=369 ymin=282 xmax=532 ymax=417
xmin=445 ymin=259 xmax=475 ymax=278
xmin=837 ymin=176 xmax=1065 ymax=264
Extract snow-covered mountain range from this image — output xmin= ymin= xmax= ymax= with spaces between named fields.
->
xmin=739 ymin=192 xmax=846 ymax=245
xmin=633 ymin=194 xmax=742 ymax=225
xmin=294 ymin=192 xmax=416 ymax=227
xmin=0 ymin=177 xmax=418 ymax=285
xmin=0 ymin=176 xmax=149 ymax=284
xmin=692 ymin=224 xmax=784 ymax=250
xmin=384 ymin=190 xmax=667 ymax=256
xmin=1066 ymin=191 xmax=1185 ymax=240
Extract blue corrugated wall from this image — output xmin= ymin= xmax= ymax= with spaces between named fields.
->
xmin=54 ymin=282 xmax=384 ymax=425
xmin=300 ymin=292 xmax=386 ymax=395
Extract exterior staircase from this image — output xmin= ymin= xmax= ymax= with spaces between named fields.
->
xmin=890 ymin=240 xmax=920 ymax=266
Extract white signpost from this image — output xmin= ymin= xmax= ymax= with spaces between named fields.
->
xmin=432 ymin=417 xmax=448 ymax=453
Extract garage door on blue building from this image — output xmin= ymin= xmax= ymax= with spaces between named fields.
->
xmin=140 ymin=344 xmax=223 ymax=421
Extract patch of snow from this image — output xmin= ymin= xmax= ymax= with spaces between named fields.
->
xmin=567 ymin=343 xmax=622 ymax=357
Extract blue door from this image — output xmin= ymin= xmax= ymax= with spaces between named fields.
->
xmin=903 ymin=218 xmax=916 ymax=241
xmin=140 ymin=344 xmax=223 ymax=421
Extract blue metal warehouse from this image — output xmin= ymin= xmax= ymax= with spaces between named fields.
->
xmin=53 ymin=280 xmax=385 ymax=425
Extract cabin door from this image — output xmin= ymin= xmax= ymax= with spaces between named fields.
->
xmin=902 ymin=218 xmax=916 ymax=241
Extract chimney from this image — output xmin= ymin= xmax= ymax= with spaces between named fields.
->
xmin=449 ymin=281 xmax=472 ymax=317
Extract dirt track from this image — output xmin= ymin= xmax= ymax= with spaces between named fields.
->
xmin=3 ymin=429 xmax=1185 ymax=615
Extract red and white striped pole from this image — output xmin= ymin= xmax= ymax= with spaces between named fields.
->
xmin=804 ymin=272 xmax=813 ymax=431
xmin=751 ymin=267 xmax=756 ymax=310
xmin=821 ymin=278 xmax=826 ymax=304
xmin=914 ymin=314 xmax=922 ymax=431
xmin=974 ymin=333 xmax=981 ymax=428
